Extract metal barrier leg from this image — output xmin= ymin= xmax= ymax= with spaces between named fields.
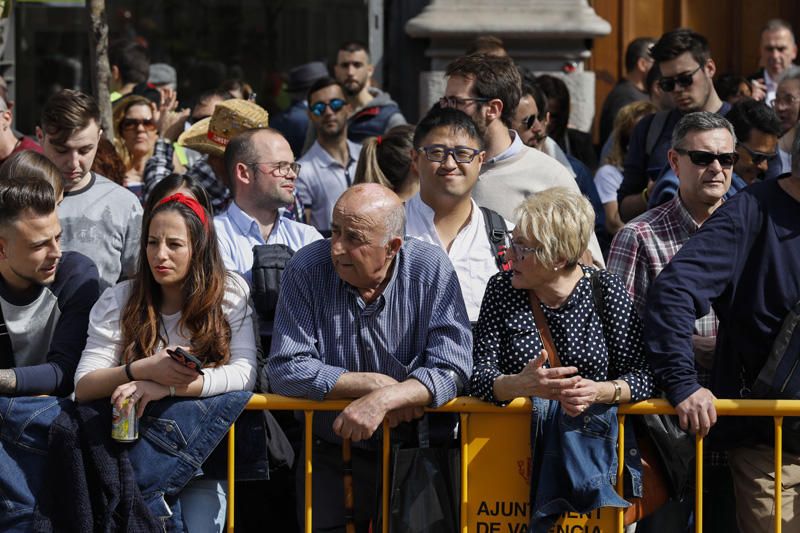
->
xmin=227 ymin=424 xmax=235 ymax=533
xmin=695 ymin=433 xmax=703 ymax=533
xmin=460 ymin=413 xmax=469 ymax=533
xmin=305 ymin=410 xmax=314 ymax=533
xmin=382 ymin=419 xmax=391 ymax=533
xmin=616 ymin=414 xmax=625 ymax=533
xmin=775 ymin=416 xmax=783 ymax=533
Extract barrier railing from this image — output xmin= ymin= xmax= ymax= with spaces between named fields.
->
xmin=226 ymin=394 xmax=800 ymax=533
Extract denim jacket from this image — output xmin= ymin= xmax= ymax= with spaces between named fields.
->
xmin=529 ymin=397 xmax=643 ymax=533
xmin=0 ymin=397 xmax=69 ymax=532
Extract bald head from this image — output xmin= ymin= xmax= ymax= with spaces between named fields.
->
xmin=334 ymin=183 xmax=405 ymax=242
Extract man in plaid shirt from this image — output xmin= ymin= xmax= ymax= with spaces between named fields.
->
xmin=607 ymin=111 xmax=738 ymax=532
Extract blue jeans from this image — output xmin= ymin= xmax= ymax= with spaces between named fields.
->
xmin=178 ymin=477 xmax=227 ymax=533
xmin=0 ymin=396 xmax=67 ymax=532
xmin=529 ymin=398 xmax=640 ymax=533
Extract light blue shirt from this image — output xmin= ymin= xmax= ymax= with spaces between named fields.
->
xmin=296 ymin=140 xmax=361 ymax=232
xmin=214 ymin=201 xmax=323 ymax=283
xmin=484 ymin=129 xmax=525 ymax=167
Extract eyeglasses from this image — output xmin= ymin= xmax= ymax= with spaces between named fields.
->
xmin=675 ymin=149 xmax=739 ymax=168
xmin=521 ymin=113 xmax=547 ymax=130
xmin=120 ymin=118 xmax=157 ymax=132
xmin=310 ymin=98 xmax=346 ymax=116
xmin=509 ymin=241 xmax=544 ymax=261
xmin=439 ymin=96 xmax=491 ymax=109
xmin=771 ymin=94 xmax=800 ymax=107
xmin=738 ymin=143 xmax=777 ymax=165
xmin=249 ymin=161 xmax=301 ymax=177
xmin=657 ymin=65 xmax=703 ymax=92
xmin=417 ymin=145 xmax=483 ymax=164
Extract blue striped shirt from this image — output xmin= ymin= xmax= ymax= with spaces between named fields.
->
xmin=266 ymin=237 xmax=472 ymax=443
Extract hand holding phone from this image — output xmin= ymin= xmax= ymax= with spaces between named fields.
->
xmin=167 ymin=347 xmax=205 ymax=375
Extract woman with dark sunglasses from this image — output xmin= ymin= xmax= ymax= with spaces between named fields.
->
xmin=112 ymin=95 xmax=184 ymax=199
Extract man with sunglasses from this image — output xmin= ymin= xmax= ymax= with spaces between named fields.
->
xmin=644 ymin=115 xmax=800 ymax=533
xmin=727 ymin=99 xmax=782 ymax=186
xmin=297 ymin=77 xmax=361 ymax=235
xmin=609 ymin=112 xmax=739 ymax=532
xmin=617 ymin=29 xmax=729 ymax=223
xmin=442 ymin=53 xmax=605 ymax=266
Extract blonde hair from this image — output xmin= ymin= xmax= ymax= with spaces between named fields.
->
xmin=353 ymin=124 xmax=415 ymax=191
xmin=112 ymin=94 xmax=155 ymax=171
xmin=514 ymin=187 xmax=595 ymax=269
xmin=605 ymin=100 xmax=658 ymax=168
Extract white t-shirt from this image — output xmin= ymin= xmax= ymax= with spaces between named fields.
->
xmin=75 ymin=274 xmax=258 ymax=396
xmin=594 ymin=164 xmax=624 ymax=205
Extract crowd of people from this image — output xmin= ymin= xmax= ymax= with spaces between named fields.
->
xmin=0 ymin=19 xmax=799 ymax=533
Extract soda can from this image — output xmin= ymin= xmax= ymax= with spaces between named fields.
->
xmin=111 ymin=398 xmax=139 ymax=442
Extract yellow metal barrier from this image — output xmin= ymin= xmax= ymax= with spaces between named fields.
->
xmin=225 ymin=394 xmax=800 ymax=533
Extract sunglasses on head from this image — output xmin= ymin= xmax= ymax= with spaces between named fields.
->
xmin=120 ymin=118 xmax=157 ymax=132
xmin=658 ymin=64 xmax=703 ymax=92
xmin=310 ymin=98 xmax=346 ymax=117
xmin=738 ymin=143 xmax=777 ymax=165
xmin=675 ymin=148 xmax=739 ymax=168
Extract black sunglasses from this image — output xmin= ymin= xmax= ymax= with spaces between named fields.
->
xmin=658 ymin=65 xmax=703 ymax=92
xmin=738 ymin=143 xmax=777 ymax=165
xmin=675 ymin=148 xmax=739 ymax=168
xmin=522 ymin=113 xmax=547 ymax=130
xmin=310 ymin=98 xmax=346 ymax=116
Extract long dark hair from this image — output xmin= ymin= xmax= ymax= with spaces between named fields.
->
xmin=120 ymin=194 xmax=231 ymax=367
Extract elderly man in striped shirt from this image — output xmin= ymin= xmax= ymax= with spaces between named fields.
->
xmin=267 ymin=183 xmax=472 ymax=531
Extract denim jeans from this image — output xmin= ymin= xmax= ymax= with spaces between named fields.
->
xmin=0 ymin=396 xmax=68 ymax=532
xmin=529 ymin=397 xmax=641 ymax=533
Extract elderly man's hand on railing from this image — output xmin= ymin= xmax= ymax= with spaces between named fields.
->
xmin=675 ymin=387 xmax=718 ymax=437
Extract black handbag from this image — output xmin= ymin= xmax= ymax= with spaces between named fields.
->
xmin=388 ymin=417 xmax=460 ymax=533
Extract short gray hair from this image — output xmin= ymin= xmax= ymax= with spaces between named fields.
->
xmin=671 ymin=111 xmax=737 ymax=151
xmin=781 ymin=65 xmax=800 ymax=84
xmin=382 ymin=202 xmax=406 ymax=243
xmin=763 ymin=18 xmax=795 ymax=41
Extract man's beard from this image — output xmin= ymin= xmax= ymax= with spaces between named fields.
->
xmin=342 ymin=78 xmax=365 ymax=97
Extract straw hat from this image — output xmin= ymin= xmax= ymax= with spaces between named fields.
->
xmin=178 ymin=99 xmax=269 ymax=157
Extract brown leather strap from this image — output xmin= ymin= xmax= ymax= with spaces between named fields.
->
xmin=527 ymin=290 xmax=563 ymax=368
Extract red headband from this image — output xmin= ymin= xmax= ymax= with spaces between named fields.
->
xmin=157 ymin=193 xmax=209 ymax=229
xmin=376 ymin=135 xmax=382 ymax=146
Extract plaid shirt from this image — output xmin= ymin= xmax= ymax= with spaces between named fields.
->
xmin=142 ymin=139 xmax=230 ymax=213
xmin=608 ymin=196 xmax=724 ymax=465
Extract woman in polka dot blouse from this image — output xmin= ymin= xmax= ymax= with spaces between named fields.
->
xmin=471 ymin=187 xmax=654 ymax=529
xmin=471 ymin=187 xmax=654 ymax=411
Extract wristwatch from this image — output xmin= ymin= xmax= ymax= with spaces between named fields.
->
xmin=611 ymin=380 xmax=622 ymax=404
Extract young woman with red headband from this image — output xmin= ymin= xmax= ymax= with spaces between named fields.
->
xmin=74 ymin=188 xmax=257 ymax=531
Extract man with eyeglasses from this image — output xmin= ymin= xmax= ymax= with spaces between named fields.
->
xmin=644 ymin=112 xmax=800 ymax=533
xmin=609 ymin=112 xmax=739 ymax=532
xmin=405 ymin=106 xmax=508 ymax=323
xmin=296 ymin=77 xmax=361 ymax=236
xmin=727 ymin=99 xmax=783 ymax=185
xmin=617 ymin=29 xmax=729 ymax=223
xmin=747 ymin=19 xmax=798 ymax=104
xmin=442 ymin=53 xmax=605 ymax=266
xmin=333 ymin=40 xmax=406 ymax=143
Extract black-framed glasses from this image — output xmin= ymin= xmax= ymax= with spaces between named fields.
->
xmin=310 ymin=98 xmax=346 ymax=116
xmin=738 ymin=143 xmax=777 ymax=165
xmin=658 ymin=65 xmax=703 ymax=92
xmin=249 ymin=161 xmax=301 ymax=176
xmin=521 ymin=113 xmax=547 ymax=130
xmin=509 ymin=241 xmax=544 ymax=261
xmin=675 ymin=149 xmax=739 ymax=168
xmin=439 ymin=96 xmax=491 ymax=109
xmin=417 ymin=145 xmax=483 ymax=164
xmin=120 ymin=118 xmax=157 ymax=132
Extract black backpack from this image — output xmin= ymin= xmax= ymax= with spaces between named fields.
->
xmin=479 ymin=206 xmax=511 ymax=272
xmin=251 ymin=244 xmax=294 ymax=321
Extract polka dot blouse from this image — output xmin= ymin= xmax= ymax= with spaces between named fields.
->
xmin=470 ymin=266 xmax=654 ymax=405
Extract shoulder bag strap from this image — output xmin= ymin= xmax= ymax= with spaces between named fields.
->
xmin=527 ymin=290 xmax=563 ymax=368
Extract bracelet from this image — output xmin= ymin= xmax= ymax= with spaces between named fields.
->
xmin=641 ymin=186 xmax=650 ymax=203
xmin=124 ymin=362 xmax=136 ymax=382
xmin=611 ymin=380 xmax=622 ymax=404
xmin=169 ymin=385 xmax=176 ymax=397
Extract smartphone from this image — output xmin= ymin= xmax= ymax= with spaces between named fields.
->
xmin=167 ymin=347 xmax=205 ymax=375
